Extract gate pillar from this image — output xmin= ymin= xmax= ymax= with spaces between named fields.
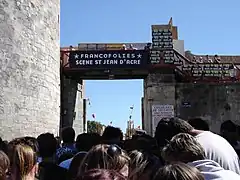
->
xmin=143 ymin=71 xmax=176 ymax=136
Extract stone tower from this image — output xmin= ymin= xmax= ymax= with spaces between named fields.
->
xmin=0 ymin=0 xmax=60 ymax=140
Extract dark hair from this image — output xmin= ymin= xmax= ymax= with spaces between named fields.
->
xmin=154 ymin=117 xmax=193 ymax=147
xmin=133 ymin=134 xmax=158 ymax=152
xmin=76 ymin=133 xmax=101 ymax=152
xmin=55 ymin=136 xmax=61 ymax=149
xmin=8 ymin=137 xmax=38 ymax=155
xmin=77 ymin=169 xmax=126 ymax=180
xmin=0 ymin=151 xmax=9 ymax=180
xmin=0 ymin=141 xmax=8 ymax=155
xmin=102 ymin=126 xmax=123 ymax=142
xmin=69 ymin=152 xmax=87 ymax=180
xmin=24 ymin=137 xmax=39 ymax=154
xmin=153 ymin=163 xmax=204 ymax=180
xmin=220 ymin=120 xmax=236 ymax=132
xmin=37 ymin=133 xmax=57 ymax=158
xmin=188 ymin=118 xmax=209 ymax=131
xmin=62 ymin=127 xmax=75 ymax=143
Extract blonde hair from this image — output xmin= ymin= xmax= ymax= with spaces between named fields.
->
xmin=78 ymin=144 xmax=129 ymax=175
xmin=162 ymin=133 xmax=205 ymax=163
xmin=8 ymin=142 xmax=37 ymax=180
xmin=129 ymin=150 xmax=148 ymax=177
xmin=153 ymin=163 xmax=204 ymax=180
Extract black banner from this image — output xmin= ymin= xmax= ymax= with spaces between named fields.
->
xmin=68 ymin=50 xmax=149 ymax=68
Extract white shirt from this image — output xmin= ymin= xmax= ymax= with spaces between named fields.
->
xmin=195 ymin=131 xmax=240 ymax=174
xmin=188 ymin=159 xmax=240 ymax=180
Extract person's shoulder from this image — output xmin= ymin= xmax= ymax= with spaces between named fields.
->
xmin=223 ymin=170 xmax=240 ymax=179
xmin=39 ymin=162 xmax=68 ymax=180
xmin=40 ymin=162 xmax=68 ymax=173
xmin=59 ymin=158 xmax=73 ymax=169
xmin=196 ymin=131 xmax=221 ymax=138
xmin=195 ymin=131 xmax=230 ymax=145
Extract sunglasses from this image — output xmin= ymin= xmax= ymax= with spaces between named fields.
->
xmin=107 ymin=144 xmax=122 ymax=157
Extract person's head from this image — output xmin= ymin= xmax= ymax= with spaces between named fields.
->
xmin=8 ymin=137 xmax=37 ymax=155
xmin=37 ymin=133 xmax=57 ymax=158
xmin=188 ymin=118 xmax=209 ymax=131
xmin=78 ymin=144 xmax=130 ymax=177
xmin=161 ymin=133 xmax=205 ymax=163
xmin=153 ymin=163 xmax=204 ymax=180
xmin=220 ymin=120 xmax=238 ymax=141
xmin=102 ymin=126 xmax=123 ymax=145
xmin=154 ymin=117 xmax=194 ymax=148
xmin=69 ymin=152 xmax=87 ymax=180
xmin=24 ymin=137 xmax=39 ymax=154
xmin=76 ymin=133 xmax=101 ymax=152
xmin=8 ymin=140 xmax=38 ymax=180
xmin=0 ymin=151 xmax=10 ymax=180
xmin=77 ymin=169 xmax=126 ymax=180
xmin=61 ymin=127 xmax=75 ymax=144
xmin=0 ymin=141 xmax=8 ymax=155
xmin=128 ymin=150 xmax=161 ymax=180
xmin=132 ymin=134 xmax=158 ymax=152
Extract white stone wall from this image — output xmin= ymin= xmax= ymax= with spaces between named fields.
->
xmin=173 ymin=40 xmax=185 ymax=56
xmin=0 ymin=0 xmax=60 ymax=140
xmin=143 ymin=73 xmax=176 ymax=136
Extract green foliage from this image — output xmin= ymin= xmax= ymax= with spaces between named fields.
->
xmin=87 ymin=120 xmax=104 ymax=134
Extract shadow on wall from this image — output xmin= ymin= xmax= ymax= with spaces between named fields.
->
xmin=175 ymin=83 xmax=240 ymax=133
xmin=61 ymin=77 xmax=79 ymax=128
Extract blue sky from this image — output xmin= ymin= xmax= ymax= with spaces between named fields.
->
xmin=60 ymin=0 xmax=240 ymax=132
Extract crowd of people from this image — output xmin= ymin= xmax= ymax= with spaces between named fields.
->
xmin=1 ymin=118 xmax=240 ymax=180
